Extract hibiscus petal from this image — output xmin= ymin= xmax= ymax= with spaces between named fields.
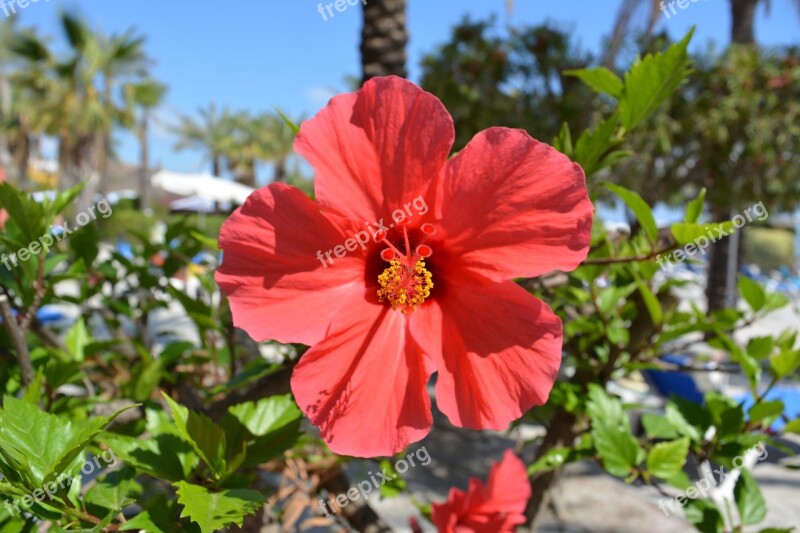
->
xmin=438 ymin=127 xmax=593 ymax=282
xmin=291 ymin=295 xmax=433 ymax=457
xmin=410 ymin=281 xmax=562 ymax=430
xmin=215 ymin=183 xmax=364 ymax=345
xmin=0 ymin=172 xmax=7 ymax=230
xmin=431 ymin=487 xmax=467 ymax=533
xmin=431 ymin=451 xmax=531 ymax=533
xmin=472 ymin=450 xmax=531 ymax=518
xmin=295 ymin=75 xmax=454 ymax=222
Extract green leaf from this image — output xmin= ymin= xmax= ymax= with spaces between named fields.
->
xmin=528 ymin=447 xmax=572 ymax=474
xmin=739 ymin=276 xmax=766 ymax=312
xmin=764 ymin=292 xmax=790 ymax=312
xmin=718 ymin=405 xmax=745 ymax=441
xmin=552 ymin=122 xmax=573 ymax=156
xmin=103 ymin=433 xmax=199 ymax=482
xmin=0 ymin=441 xmax=38 ymax=490
xmin=666 ymin=470 xmax=693 ymax=491
xmin=378 ymin=458 xmax=407 ymax=498
xmin=685 ymin=188 xmax=707 ymax=223
xmin=635 ymin=278 xmax=662 ymax=324
xmin=683 ymin=498 xmax=724 ymax=533
xmin=64 ymin=319 xmax=89 ymax=362
xmin=226 ymin=395 xmax=301 ymax=438
xmin=565 ymin=67 xmax=624 ymax=98
xmin=174 ymin=481 xmax=264 ymax=533
xmin=0 ymin=182 xmax=47 ymax=244
xmin=784 ymin=418 xmax=800 ymax=434
xmin=224 ymin=396 xmax=302 ymax=465
xmin=776 ymin=330 xmax=798 ymax=353
xmin=162 ymin=394 xmax=231 ymax=480
xmin=21 ymin=368 xmax=46 ymax=405
xmin=43 ymin=359 xmax=83 ymax=390
xmin=734 ymin=470 xmax=767 ymax=525
xmin=641 ymin=413 xmax=680 ymax=439
xmin=574 ymin=114 xmax=620 ymax=176
xmin=607 ymin=320 xmax=630 ymax=345
xmin=528 ymin=442 xmax=594 ymax=474
xmin=665 ymin=399 xmax=709 ymax=442
xmin=189 ymin=231 xmax=219 ymax=251
xmin=604 ymin=183 xmax=658 ymax=242
xmin=125 ymin=343 xmax=190 ymax=402
xmin=717 ymin=335 xmax=761 ymax=390
xmin=120 ymin=494 xmax=184 ymax=533
xmin=84 ymin=467 xmax=141 ymax=517
xmin=619 ymin=29 xmax=694 ymax=130
xmin=0 ymin=397 xmax=133 ymax=487
xmin=599 ymin=149 xmax=634 ymax=169
xmin=647 ymin=437 xmax=689 ymax=479
xmin=274 ymin=107 xmax=299 ymax=135
xmin=670 ymin=221 xmax=734 ymax=246
xmin=770 ymin=349 xmax=800 ymax=378
xmin=747 ymin=337 xmax=774 ymax=360
xmin=586 ymin=385 xmax=641 ymax=477
xmin=46 ymin=183 xmax=85 ymax=218
xmin=749 ymin=400 xmax=784 ymax=425
xmin=596 ymin=284 xmax=636 ymax=316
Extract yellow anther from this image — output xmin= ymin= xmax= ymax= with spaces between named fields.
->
xmin=377 ymin=259 xmax=434 ymax=313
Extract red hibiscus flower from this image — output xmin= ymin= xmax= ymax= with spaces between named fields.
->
xmin=431 ymin=450 xmax=531 ymax=532
xmin=215 ymin=76 xmax=592 ymax=457
xmin=0 ymin=169 xmax=8 ymax=230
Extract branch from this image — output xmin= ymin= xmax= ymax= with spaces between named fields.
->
xmin=0 ymin=295 xmax=33 ymax=386
xmin=320 ymin=463 xmax=393 ymax=533
xmin=31 ymin=318 xmax=67 ymax=352
xmin=20 ymin=256 xmax=46 ymax=331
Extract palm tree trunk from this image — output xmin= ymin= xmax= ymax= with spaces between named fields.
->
xmin=730 ymin=0 xmax=759 ymax=44
xmin=96 ymin=132 xmax=109 ymax=195
xmin=360 ymin=0 xmax=408 ymax=83
xmin=273 ymin=158 xmax=287 ymax=183
xmin=97 ymin=78 xmax=113 ymax=196
xmin=0 ymin=73 xmax=11 ymax=177
xmin=58 ymin=131 xmax=71 ymax=191
xmin=13 ymin=130 xmax=29 ymax=190
xmin=212 ymin=154 xmax=221 ymax=177
xmin=138 ymin=111 xmax=150 ymax=210
xmin=12 ymin=115 xmax=30 ymax=189
xmin=238 ymin=161 xmax=256 ymax=188
xmin=703 ymin=0 xmax=760 ymax=311
xmin=30 ymin=136 xmax=41 ymax=160
xmin=75 ymin=135 xmax=99 ymax=213
xmin=705 ymin=206 xmax=733 ymax=313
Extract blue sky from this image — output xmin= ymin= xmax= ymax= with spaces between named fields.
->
xmin=15 ymin=0 xmax=800 ymax=180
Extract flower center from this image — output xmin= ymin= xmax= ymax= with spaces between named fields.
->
xmin=375 ymin=223 xmax=436 ymax=313
xmin=377 ymin=258 xmax=433 ymax=312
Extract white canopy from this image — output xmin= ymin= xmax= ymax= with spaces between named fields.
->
xmin=169 ymin=196 xmax=229 ymax=213
xmin=151 ymin=170 xmax=254 ymax=205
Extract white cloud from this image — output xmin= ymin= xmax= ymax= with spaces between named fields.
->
xmin=305 ymin=85 xmax=338 ymax=106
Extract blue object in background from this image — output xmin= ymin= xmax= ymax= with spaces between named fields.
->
xmin=37 ymin=305 xmax=66 ymax=324
xmin=116 ymin=239 xmax=134 ymax=260
xmin=738 ymin=386 xmax=800 ymax=432
xmin=0 ymin=305 xmax=66 ymax=325
xmin=642 ymin=354 xmax=706 ymax=404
